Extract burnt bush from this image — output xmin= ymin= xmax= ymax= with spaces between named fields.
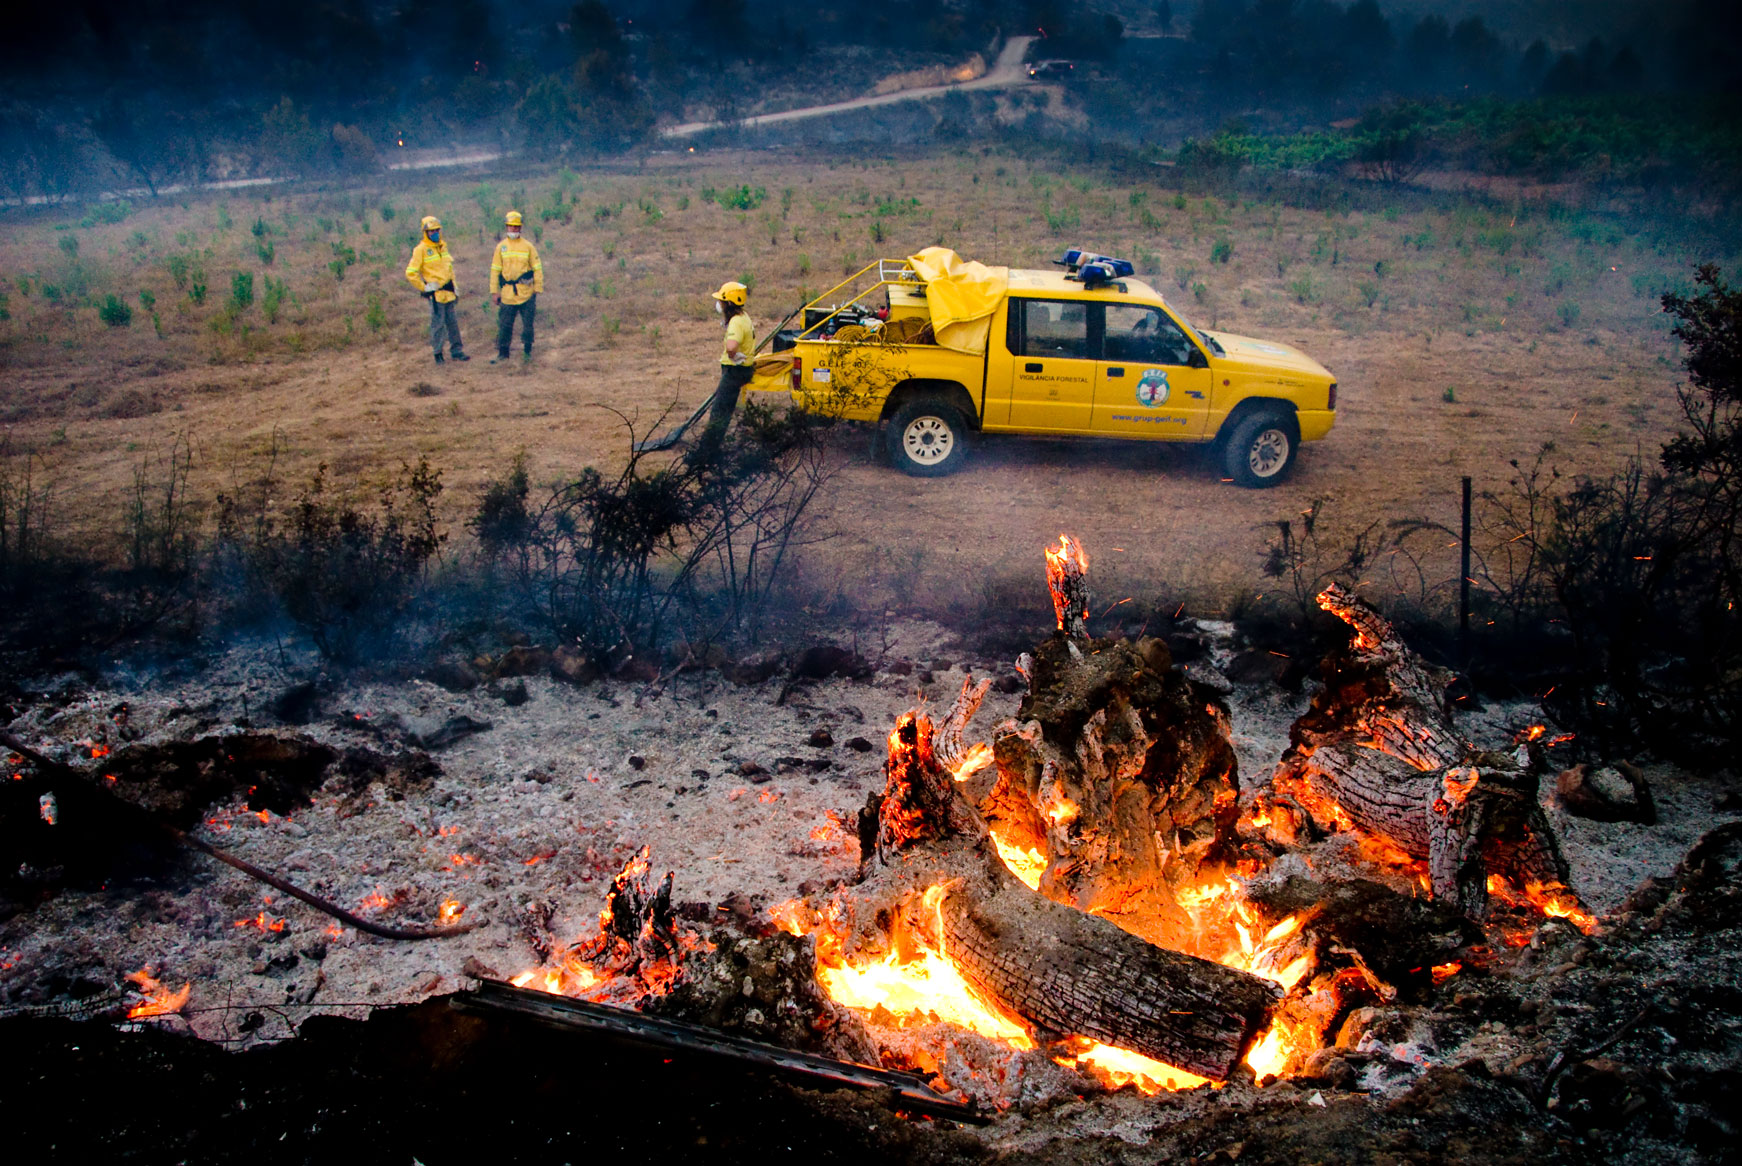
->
xmin=470 ymin=402 xmax=839 ymax=662
xmin=216 ymin=457 xmax=445 ymax=662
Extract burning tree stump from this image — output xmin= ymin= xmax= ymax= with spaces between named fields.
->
xmin=850 ymin=710 xmax=1279 ymax=1081
xmin=981 ymin=563 xmax=1241 ymax=944
xmin=1274 ymin=585 xmax=1585 ymax=922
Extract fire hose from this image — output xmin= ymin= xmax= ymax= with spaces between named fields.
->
xmin=2 ymin=730 xmax=485 ymax=941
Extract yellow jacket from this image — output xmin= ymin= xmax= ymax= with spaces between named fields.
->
xmin=406 ymin=239 xmax=458 ymax=304
xmin=491 ymin=237 xmax=544 ymax=306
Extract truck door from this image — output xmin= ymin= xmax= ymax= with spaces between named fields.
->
xmin=1093 ymin=303 xmax=1213 ymax=439
xmin=1000 ymin=298 xmax=1097 ymax=433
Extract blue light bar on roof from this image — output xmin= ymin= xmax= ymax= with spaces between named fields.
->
xmin=1054 ymin=248 xmax=1134 ymax=280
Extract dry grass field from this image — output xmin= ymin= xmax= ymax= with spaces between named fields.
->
xmin=0 ymin=148 xmax=1724 ymax=618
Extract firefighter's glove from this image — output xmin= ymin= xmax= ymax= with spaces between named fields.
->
xmin=423 ymin=280 xmax=440 ymax=293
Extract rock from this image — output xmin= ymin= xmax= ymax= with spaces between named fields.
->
xmin=494 ymin=646 xmax=551 ymax=678
xmin=1557 ymin=763 xmax=1655 ymax=824
xmin=1224 ymin=648 xmax=1290 ymax=685
xmin=886 ymin=660 xmax=914 ymax=676
xmin=271 ymin=682 xmax=320 ymax=725
xmin=844 ymin=736 xmax=874 ymax=753
xmin=792 ymin=645 xmax=872 ymax=681
xmin=486 ymin=679 xmax=529 ymax=706
xmin=548 ymin=646 xmax=599 ymax=685
xmin=806 ymin=728 xmax=834 ymax=748
xmin=724 ymin=651 xmax=783 ymax=686
xmin=992 ymin=673 xmax=1025 ymax=694
xmin=425 ymin=660 xmax=482 ymax=692
xmin=402 ymin=714 xmax=494 ymax=751
xmin=739 ymin=761 xmax=772 ymax=783
xmin=461 ymin=955 xmax=500 ymax=980
xmin=627 ymin=755 xmax=646 ymax=771
xmin=615 ymin=657 xmax=661 ymax=683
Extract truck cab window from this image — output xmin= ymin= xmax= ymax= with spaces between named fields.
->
xmin=1104 ymin=304 xmax=1195 ymax=365
xmin=1014 ymin=299 xmax=1092 ymax=359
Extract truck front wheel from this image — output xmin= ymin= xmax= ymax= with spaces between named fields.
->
xmin=1221 ymin=411 xmax=1297 ymax=487
xmin=889 ymin=399 xmax=968 ymax=477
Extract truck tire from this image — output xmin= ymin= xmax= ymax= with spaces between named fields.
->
xmin=889 ymin=398 xmax=968 ymax=477
xmin=1221 ymin=410 xmax=1296 ymax=488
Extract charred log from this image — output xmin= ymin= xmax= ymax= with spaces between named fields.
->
xmin=850 ymin=708 xmax=1278 ymax=1081
xmin=986 ymin=633 xmax=1242 ymax=942
xmin=1275 ymin=588 xmax=1584 ymax=922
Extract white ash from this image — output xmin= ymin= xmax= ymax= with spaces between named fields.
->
xmin=0 ymin=618 xmax=1728 ymax=1110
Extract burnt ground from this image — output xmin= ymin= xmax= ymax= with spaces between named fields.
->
xmin=2 ymin=619 xmax=1740 ymax=1163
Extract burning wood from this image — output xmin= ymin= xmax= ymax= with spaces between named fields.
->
xmin=820 ymin=700 xmax=1283 ymax=1083
xmin=510 ymin=846 xmax=710 ymax=1002
xmin=1044 ymin=534 xmax=1091 ymax=638
xmin=983 ymin=629 xmax=1242 ymax=943
xmin=1274 ymin=586 xmax=1590 ymax=926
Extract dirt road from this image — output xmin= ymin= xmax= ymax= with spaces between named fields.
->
xmin=661 ymin=37 xmax=1036 ymax=138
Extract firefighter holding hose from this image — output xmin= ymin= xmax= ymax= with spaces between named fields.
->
xmin=490 ymin=210 xmax=544 ymax=364
xmin=694 ymin=280 xmax=754 ymax=455
xmin=405 ymin=215 xmax=469 ymax=363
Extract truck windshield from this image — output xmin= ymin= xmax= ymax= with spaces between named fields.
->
xmin=1166 ymin=303 xmax=1225 ymax=357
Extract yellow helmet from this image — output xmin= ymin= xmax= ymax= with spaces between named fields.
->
xmin=420 ymin=215 xmax=442 ymax=235
xmin=504 ymin=210 xmax=523 ymax=227
xmin=711 ymin=280 xmax=748 ymax=306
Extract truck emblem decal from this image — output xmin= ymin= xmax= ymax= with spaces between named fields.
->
xmin=1135 ymin=368 xmax=1170 ymax=407
xmin=811 ymin=368 xmax=831 ymax=382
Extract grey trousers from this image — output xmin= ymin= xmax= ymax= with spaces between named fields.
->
xmin=428 ymin=298 xmax=464 ymax=356
xmin=497 ymin=295 xmax=536 ymax=355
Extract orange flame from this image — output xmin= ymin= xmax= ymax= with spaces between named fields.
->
xmin=1430 ymin=961 xmax=1462 ymax=984
xmin=124 ymin=970 xmax=191 ymax=1019
xmin=439 ymin=899 xmax=465 ymax=925
xmin=989 ymin=827 xmax=1048 ymax=891
xmin=1044 ymin=534 xmax=1090 ymax=632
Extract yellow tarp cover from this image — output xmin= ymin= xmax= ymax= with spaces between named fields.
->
xmin=746 ymin=351 xmax=793 ymax=393
xmin=906 ymin=246 xmax=1008 ymax=353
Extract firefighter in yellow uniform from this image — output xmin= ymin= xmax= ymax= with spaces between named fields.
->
xmin=694 ymin=280 xmax=754 ymax=458
xmin=490 ymin=211 xmax=544 ymax=364
xmin=405 ymin=215 xmax=468 ymax=363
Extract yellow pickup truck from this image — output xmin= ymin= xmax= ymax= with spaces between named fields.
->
xmin=769 ymin=248 xmax=1337 ymax=486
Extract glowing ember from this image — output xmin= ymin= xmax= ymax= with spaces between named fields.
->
xmin=439 ymin=899 xmax=465 ymax=925
xmin=1431 ymin=961 xmax=1462 ymax=984
xmin=124 ymin=970 xmax=191 ymax=1020
xmin=1065 ymin=1042 xmax=1212 ymax=1093
xmin=234 ymin=912 xmax=286 ymax=933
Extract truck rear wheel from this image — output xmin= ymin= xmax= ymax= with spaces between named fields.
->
xmin=1221 ymin=411 xmax=1297 ymax=487
xmin=889 ymin=399 xmax=968 ymax=477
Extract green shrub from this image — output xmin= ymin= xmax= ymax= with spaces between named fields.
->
xmin=1557 ymin=299 xmax=1582 ymax=329
xmin=230 ymin=272 xmax=254 ymax=311
xmin=1210 ymin=236 xmax=1233 ymax=264
xmin=58 ymin=236 xmax=79 ymax=259
xmin=715 ymin=184 xmax=766 ymax=211
xmin=261 ymin=277 xmax=288 ymax=323
xmin=99 ymin=293 xmax=132 ymax=327
xmin=188 ymin=270 xmax=208 ymax=305
xmin=365 ymin=293 xmax=386 ymax=333
xmin=167 ymin=254 xmax=191 ymax=289
xmin=257 ymin=240 xmax=275 ymax=265
xmin=138 ymin=289 xmax=155 ymax=310
xmin=1287 ymin=274 xmax=1319 ymax=304
xmin=380 ymin=204 xmax=395 ymax=222
xmin=251 ymin=216 xmax=272 ymax=238
xmin=78 ymin=200 xmax=132 ymax=227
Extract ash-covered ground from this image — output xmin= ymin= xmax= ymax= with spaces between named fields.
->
xmin=2 ymin=618 xmax=1739 ymax=1164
